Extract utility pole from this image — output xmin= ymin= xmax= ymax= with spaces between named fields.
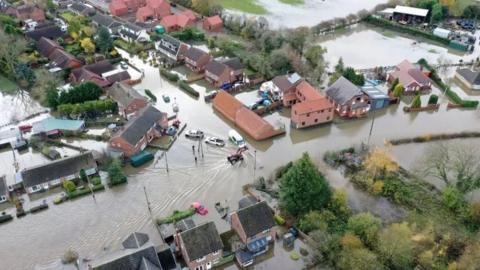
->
xmin=143 ymin=186 xmax=152 ymax=216
xmin=253 ymin=150 xmax=257 ymax=180
xmin=85 ymin=173 xmax=96 ymax=203
xmin=164 ymin=151 xmax=169 ymax=173
xmin=367 ymin=109 xmax=377 ymax=146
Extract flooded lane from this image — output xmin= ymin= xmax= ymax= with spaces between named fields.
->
xmin=1 ymin=36 xmax=480 ymax=269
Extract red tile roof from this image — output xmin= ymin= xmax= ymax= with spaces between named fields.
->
xmin=205 ymin=15 xmax=222 ymax=27
xmin=293 ymin=98 xmax=333 ymax=115
xmin=160 ymin=14 xmax=192 ymax=30
xmin=390 ymin=59 xmax=431 ymax=88
xmin=181 ymin=10 xmax=196 ymax=22
xmin=296 ymin=81 xmax=323 ymax=100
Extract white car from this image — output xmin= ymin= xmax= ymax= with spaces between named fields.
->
xmin=205 ymin=137 xmax=225 ymax=147
xmin=185 ymin=129 xmax=204 ymax=139
xmin=228 ymin=130 xmax=246 ymax=148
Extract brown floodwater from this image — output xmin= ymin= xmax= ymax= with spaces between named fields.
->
xmin=1 ymin=30 xmax=480 ymax=269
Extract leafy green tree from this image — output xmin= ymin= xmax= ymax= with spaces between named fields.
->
xmin=79 ymin=169 xmax=88 ymax=184
xmin=280 ymin=153 xmax=332 ymax=217
xmin=308 ymin=229 xmax=342 ymax=266
xmin=58 ymin=82 xmax=102 ymax=105
xmin=270 ymin=49 xmax=291 ymax=75
xmin=431 ymin=3 xmax=444 ymax=22
xmin=328 ymin=189 xmax=352 ymax=219
xmin=338 ymin=247 xmax=385 ymax=270
xmin=14 ymin=63 xmax=36 ymax=89
xmin=343 ymin=67 xmax=365 ymax=86
xmin=96 ymin=26 xmax=114 ymax=54
xmin=305 ymin=45 xmax=326 ymax=69
xmin=428 ymin=94 xmax=439 ymax=105
xmin=335 ymin=57 xmax=345 ymax=74
xmin=377 ymin=223 xmax=414 ymax=269
xmin=389 ymin=78 xmax=399 ymax=93
xmin=108 ymin=159 xmax=127 ymax=185
xmin=411 ymin=94 xmax=422 ymax=108
xmin=46 ymin=89 xmax=59 ymax=109
xmin=287 ymin=27 xmax=309 ymax=56
xmin=347 ymin=213 xmax=381 ymax=247
xmin=63 ymin=180 xmax=76 ymax=193
xmin=299 ymin=211 xmax=327 ymax=233
xmin=442 ymin=186 xmax=466 ymax=213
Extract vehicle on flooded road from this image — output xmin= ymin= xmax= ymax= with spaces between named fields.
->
xmin=205 ymin=137 xmax=225 ymax=147
xmin=228 ymin=129 xmax=246 ymax=148
xmin=185 ymin=129 xmax=204 ymax=139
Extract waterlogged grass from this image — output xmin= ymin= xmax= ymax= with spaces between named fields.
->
xmin=279 ymin=0 xmax=304 ymax=5
xmin=217 ymin=0 xmax=267 ymax=14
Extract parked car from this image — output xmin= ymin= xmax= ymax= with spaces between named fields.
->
xmin=165 ymin=126 xmax=177 ymax=136
xmin=204 ymin=90 xmax=218 ymax=102
xmin=228 ymin=129 xmax=246 ymax=148
xmin=120 ymin=61 xmax=128 ymax=70
xmin=205 ymin=137 xmax=225 ymax=147
xmin=185 ymin=129 xmax=204 ymax=139
xmin=162 ymin=94 xmax=170 ymax=103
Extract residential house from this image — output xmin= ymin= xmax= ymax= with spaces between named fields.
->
xmin=184 ymin=47 xmax=211 ymax=73
xmin=213 ymin=91 xmax=285 ymax=140
xmin=176 ymin=222 xmax=223 ymax=270
xmin=326 ymin=76 xmax=370 ymax=118
xmin=160 ymin=13 xmax=194 ymax=33
xmin=6 ymin=4 xmax=45 ymax=23
xmin=134 ymin=0 xmax=171 ymax=22
xmin=455 ymin=68 xmax=480 ymax=90
xmin=89 ymin=232 xmax=178 ymax=270
xmin=68 ymin=2 xmax=95 ymax=16
xmin=109 ymin=0 xmax=144 ymax=17
xmin=108 ymin=82 xmax=148 ymax=119
xmin=36 ymin=37 xmax=83 ymax=69
xmin=119 ymin=23 xmax=150 ymax=43
xmin=70 ymin=60 xmax=129 ymax=88
xmin=205 ymin=58 xmax=245 ymax=87
xmin=155 ymin=35 xmax=189 ymax=64
xmin=291 ymin=81 xmax=334 ymax=128
xmin=19 ymin=152 xmax=97 ymax=194
xmin=109 ymin=105 xmax=168 ymax=157
xmin=26 ymin=24 xmax=66 ymax=41
xmin=272 ymin=73 xmax=303 ymax=107
xmin=203 ymin=15 xmax=222 ymax=32
xmin=0 ymin=175 xmax=8 ymax=203
xmin=387 ymin=60 xmax=432 ymax=93
xmin=231 ymin=201 xmax=276 ymax=267
xmin=91 ymin=13 xmax=123 ymax=34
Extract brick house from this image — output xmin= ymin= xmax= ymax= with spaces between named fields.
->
xmin=272 ymin=73 xmax=302 ymax=107
xmin=108 ymin=82 xmax=148 ymax=119
xmin=37 ymin=37 xmax=83 ymax=70
xmin=230 ymin=201 xmax=276 ymax=267
xmin=109 ymin=0 xmax=129 ymax=16
xmin=203 ymin=15 xmax=223 ymax=32
xmin=160 ymin=13 xmax=194 ymax=33
xmin=326 ymin=76 xmax=370 ymax=118
xmin=7 ymin=4 xmax=45 ymax=23
xmin=184 ymin=47 xmax=211 ymax=73
xmin=205 ymin=58 xmax=244 ymax=87
xmin=155 ymin=35 xmax=189 ymax=64
xmin=387 ymin=60 xmax=432 ymax=93
xmin=109 ymin=105 xmax=168 ymax=157
xmin=176 ymin=222 xmax=223 ymax=270
xmin=70 ymin=60 xmax=117 ymax=88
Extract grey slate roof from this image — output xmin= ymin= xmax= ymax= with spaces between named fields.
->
xmin=117 ymin=105 xmax=166 ymax=146
xmin=205 ymin=60 xmax=227 ymax=76
xmin=27 ymin=25 xmax=65 ymax=41
xmin=157 ymin=247 xmax=177 ymax=270
xmin=175 ymin=218 xmax=195 ymax=232
xmin=272 ymin=73 xmax=302 ymax=92
xmin=326 ymin=76 xmax=364 ymax=105
xmin=456 ymin=68 xmax=480 ymax=85
xmin=223 ymin=57 xmax=244 ymax=71
xmin=105 ymin=71 xmax=131 ymax=84
xmin=157 ymin=35 xmax=182 ymax=56
xmin=180 ymin=222 xmax=223 ymax=261
xmin=92 ymin=13 xmax=115 ymax=27
xmin=185 ymin=47 xmax=208 ymax=62
xmin=0 ymin=175 xmax=7 ymax=197
xmin=236 ymin=201 xmax=275 ymax=238
xmin=108 ymin=82 xmax=146 ymax=108
xmin=20 ymin=152 xmax=96 ymax=188
xmin=238 ymin=195 xmax=257 ymax=209
xmin=123 ymin=232 xmax=150 ymax=249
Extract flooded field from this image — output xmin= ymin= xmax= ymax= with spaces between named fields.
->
xmin=225 ymin=0 xmax=389 ymax=29
xmin=0 ymin=92 xmax=46 ymax=126
xmin=1 ymin=30 xmax=480 ymax=269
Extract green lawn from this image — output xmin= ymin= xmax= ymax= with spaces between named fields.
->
xmin=217 ymin=0 xmax=267 ymax=15
xmin=0 ymin=74 xmax=18 ymax=94
xmin=279 ymin=0 xmax=304 ymax=5
xmin=60 ymin=11 xmax=76 ymax=23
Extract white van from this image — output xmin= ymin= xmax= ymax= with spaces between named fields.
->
xmin=228 ymin=129 xmax=246 ymax=148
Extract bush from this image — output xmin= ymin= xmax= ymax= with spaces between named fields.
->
xmin=178 ymin=80 xmax=199 ymax=97
xmin=160 ymin=68 xmax=179 ymax=82
xmin=91 ymin=177 xmax=101 ymax=186
xmin=411 ymin=95 xmax=422 ymax=108
xmin=156 ymin=208 xmax=196 ymax=224
xmin=428 ymin=94 xmax=439 ymax=105
xmin=274 ymin=214 xmax=286 ymax=225
xmin=144 ymin=89 xmax=157 ymax=102
xmin=63 ymin=180 xmax=76 ymax=193
xmin=108 ymin=159 xmax=128 ymax=186
xmin=171 ymin=27 xmax=205 ymax=42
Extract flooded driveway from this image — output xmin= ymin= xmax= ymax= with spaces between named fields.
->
xmin=225 ymin=0 xmax=389 ymax=29
xmin=1 ymin=37 xmax=480 ymax=269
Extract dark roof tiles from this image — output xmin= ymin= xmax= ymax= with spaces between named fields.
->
xmin=236 ymin=201 xmax=275 ymax=238
xmin=180 ymin=222 xmax=223 ymax=261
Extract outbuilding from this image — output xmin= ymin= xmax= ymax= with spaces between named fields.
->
xmin=362 ymin=86 xmax=390 ymax=110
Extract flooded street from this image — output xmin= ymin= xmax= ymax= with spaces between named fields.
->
xmin=225 ymin=0 xmax=389 ymax=29
xmin=1 ymin=29 xmax=480 ymax=269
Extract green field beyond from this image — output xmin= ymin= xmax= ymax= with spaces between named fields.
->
xmin=279 ymin=0 xmax=305 ymax=5
xmin=217 ymin=0 xmax=268 ymax=14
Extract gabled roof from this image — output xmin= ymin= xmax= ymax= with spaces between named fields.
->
xmin=105 ymin=70 xmax=131 ymax=84
xmin=272 ymin=73 xmax=302 ymax=92
xmin=223 ymin=57 xmax=244 ymax=71
xmin=27 ymin=25 xmax=65 ymax=41
xmin=48 ymin=49 xmax=81 ymax=69
xmin=156 ymin=35 xmax=183 ymax=55
xmin=21 ymin=152 xmax=96 ymax=188
xmin=456 ymin=68 xmax=480 ymax=86
xmin=205 ymin=60 xmax=228 ymax=77
xmin=296 ymin=81 xmax=323 ymax=100
xmin=92 ymin=13 xmax=116 ymax=28
xmin=236 ymin=201 xmax=275 ymax=238
xmin=391 ymin=60 xmax=430 ymax=88
xmin=84 ymin=60 xmax=115 ymax=75
xmin=326 ymin=76 xmax=364 ymax=105
xmin=160 ymin=14 xmax=191 ymax=29
xmin=115 ymin=105 xmax=167 ymax=146
xmin=205 ymin=15 xmax=222 ymax=26
xmin=180 ymin=10 xmax=196 ymax=21
xmin=108 ymin=82 xmax=146 ymax=108
xmin=180 ymin=222 xmax=223 ymax=261
xmin=184 ymin=47 xmax=209 ymax=62
xmin=37 ymin=37 xmax=62 ymax=58
xmin=293 ymin=98 xmax=333 ymax=115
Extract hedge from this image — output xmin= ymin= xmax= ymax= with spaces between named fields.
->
xmin=145 ymin=89 xmax=157 ymax=102
xmin=417 ymin=59 xmax=478 ymax=108
xmin=178 ymin=80 xmax=199 ymax=98
xmin=160 ymin=68 xmax=180 ymax=82
xmin=364 ymin=16 xmax=450 ymax=46
xmin=156 ymin=208 xmax=196 ymax=225
xmin=67 ymin=184 xmax=105 ymax=199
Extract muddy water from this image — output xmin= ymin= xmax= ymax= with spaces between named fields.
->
xmin=1 ymin=38 xmax=480 ymax=269
xmin=0 ymin=91 xmax=46 ymax=126
xmin=225 ymin=0 xmax=389 ymax=29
